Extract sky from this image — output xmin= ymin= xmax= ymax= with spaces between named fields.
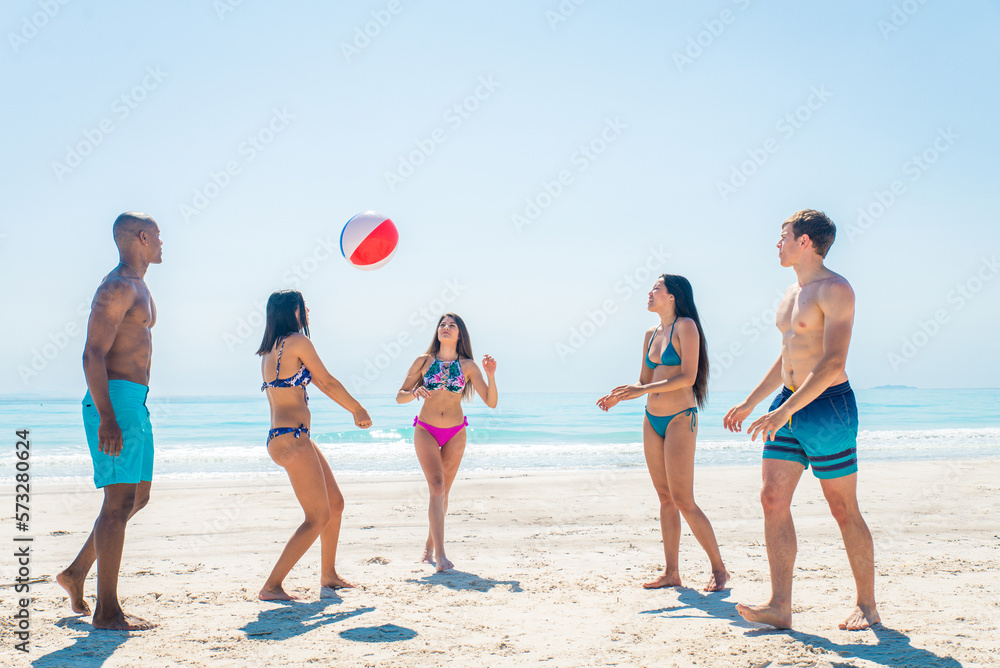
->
xmin=2 ymin=0 xmax=999 ymax=398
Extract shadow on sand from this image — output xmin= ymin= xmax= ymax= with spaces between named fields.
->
xmin=339 ymin=624 xmax=418 ymax=643
xmin=32 ymin=617 xmax=131 ymax=668
xmin=645 ymin=589 xmax=962 ymax=666
xmin=640 ymin=587 xmax=756 ymax=628
xmin=407 ymin=569 xmax=523 ymax=593
xmin=746 ymin=625 xmax=963 ymax=668
xmin=241 ymin=599 xmax=375 ymax=642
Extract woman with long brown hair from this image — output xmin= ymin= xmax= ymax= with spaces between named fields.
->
xmin=257 ymin=290 xmax=372 ymax=600
xmin=598 ymin=274 xmax=729 ymax=591
xmin=397 ymin=313 xmax=498 ymax=572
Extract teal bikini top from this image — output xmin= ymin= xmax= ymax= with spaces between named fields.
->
xmin=645 ymin=318 xmax=681 ymax=368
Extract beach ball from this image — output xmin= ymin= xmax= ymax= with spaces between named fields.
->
xmin=340 ymin=211 xmax=398 ymax=271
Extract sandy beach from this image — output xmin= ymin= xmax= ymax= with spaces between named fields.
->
xmin=5 ymin=460 xmax=999 ymax=667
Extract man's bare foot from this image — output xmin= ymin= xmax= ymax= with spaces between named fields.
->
xmin=839 ymin=604 xmax=880 ymax=630
xmin=258 ymin=585 xmax=299 ymax=601
xmin=421 ymin=545 xmax=434 ymax=564
xmin=643 ymin=572 xmax=682 ymax=589
xmin=435 ymin=555 xmax=454 ymax=572
xmin=92 ymin=611 xmax=156 ymax=631
xmin=56 ymin=570 xmax=91 ymax=615
xmin=735 ymin=602 xmax=792 ymax=629
xmin=704 ymin=569 xmax=731 ymax=592
xmin=320 ymin=575 xmax=355 ymax=590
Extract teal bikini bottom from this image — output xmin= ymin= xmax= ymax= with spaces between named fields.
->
xmin=645 ymin=407 xmax=698 ymax=437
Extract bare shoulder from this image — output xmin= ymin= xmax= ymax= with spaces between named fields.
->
xmin=283 ymin=332 xmax=309 ymax=346
xmin=93 ymin=275 xmax=138 ymax=310
xmin=675 ymin=317 xmax=698 ymax=334
xmin=817 ymin=273 xmax=855 ymax=310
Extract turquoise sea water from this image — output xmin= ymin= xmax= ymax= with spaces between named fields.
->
xmin=2 ymin=389 xmax=998 ymax=481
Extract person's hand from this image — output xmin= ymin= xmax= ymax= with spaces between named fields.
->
xmin=354 ymin=407 xmax=373 ymax=429
xmin=596 ymin=394 xmax=620 ymax=412
xmin=747 ymin=406 xmax=792 ymax=442
xmin=608 ymin=384 xmax=646 ymax=403
xmin=723 ymin=401 xmax=755 ymax=433
xmin=482 ymin=355 xmax=497 ymax=375
xmin=98 ymin=417 xmax=124 ymax=456
xmin=411 ymin=386 xmax=431 ymax=400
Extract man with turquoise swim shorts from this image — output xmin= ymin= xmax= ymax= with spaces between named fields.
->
xmin=724 ymin=210 xmax=880 ymax=632
xmin=57 ymin=212 xmax=162 ymax=631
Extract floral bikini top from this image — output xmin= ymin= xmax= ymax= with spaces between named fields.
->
xmin=261 ymin=338 xmax=312 ymax=404
xmin=423 ymin=357 xmax=465 ymax=393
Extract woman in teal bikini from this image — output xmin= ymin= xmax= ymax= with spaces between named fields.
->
xmin=257 ymin=290 xmax=372 ymax=600
xmin=598 ymin=275 xmax=729 ymax=591
xmin=397 ymin=313 xmax=498 ymax=572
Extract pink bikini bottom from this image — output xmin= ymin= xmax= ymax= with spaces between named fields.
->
xmin=413 ymin=416 xmax=468 ymax=448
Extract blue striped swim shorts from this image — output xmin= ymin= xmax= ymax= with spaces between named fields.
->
xmin=762 ymin=381 xmax=858 ymax=479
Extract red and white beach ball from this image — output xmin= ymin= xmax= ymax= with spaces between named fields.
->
xmin=340 ymin=211 xmax=399 ymax=271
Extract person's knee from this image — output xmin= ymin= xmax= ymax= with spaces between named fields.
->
xmin=329 ymin=491 xmax=345 ymax=515
xmin=131 ymin=493 xmax=150 ymax=514
xmin=760 ymin=485 xmax=791 ymax=515
xmin=824 ymin=490 xmax=858 ymax=525
xmin=428 ymin=479 xmax=446 ymax=498
xmin=304 ymin=509 xmax=332 ymax=533
xmin=671 ymin=492 xmax=698 ymax=515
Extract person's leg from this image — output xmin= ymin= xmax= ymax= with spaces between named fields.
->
xmin=58 ymin=480 xmax=152 ymax=614
xmin=819 ymin=473 xmax=880 ymax=630
xmin=414 ymin=425 xmax=449 ymax=570
xmin=430 ymin=427 xmax=468 ymax=571
xmin=425 ymin=423 xmax=468 ymax=548
xmin=736 ymin=458 xmax=804 ymax=628
xmin=661 ymin=413 xmax=729 ymax=591
xmin=314 ymin=444 xmax=353 ymax=590
xmin=641 ymin=415 xmax=681 ymax=588
xmin=260 ymin=436 xmax=331 ymax=601
xmin=90 ymin=483 xmax=156 ymax=630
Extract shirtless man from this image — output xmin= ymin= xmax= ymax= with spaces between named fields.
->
xmin=57 ymin=212 xmax=162 ymax=631
xmin=724 ymin=209 xmax=879 ymax=631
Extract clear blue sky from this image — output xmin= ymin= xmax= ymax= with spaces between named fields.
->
xmin=2 ymin=0 xmax=998 ymax=398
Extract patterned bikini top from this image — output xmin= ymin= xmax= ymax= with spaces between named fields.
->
xmin=261 ymin=338 xmax=312 ymax=403
xmin=423 ymin=357 xmax=465 ymax=393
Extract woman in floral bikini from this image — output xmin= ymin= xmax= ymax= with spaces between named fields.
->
xmin=397 ymin=313 xmax=498 ymax=571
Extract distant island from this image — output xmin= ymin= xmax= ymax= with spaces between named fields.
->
xmin=870 ymin=385 xmax=917 ymax=390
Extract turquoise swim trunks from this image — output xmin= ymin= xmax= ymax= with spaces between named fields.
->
xmin=762 ymin=381 xmax=858 ymax=479
xmin=82 ymin=380 xmax=154 ymax=488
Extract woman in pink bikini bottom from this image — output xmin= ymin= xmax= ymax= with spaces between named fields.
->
xmin=397 ymin=313 xmax=498 ymax=572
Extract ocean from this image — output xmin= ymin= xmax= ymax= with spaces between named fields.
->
xmin=2 ymin=389 xmax=998 ymax=482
